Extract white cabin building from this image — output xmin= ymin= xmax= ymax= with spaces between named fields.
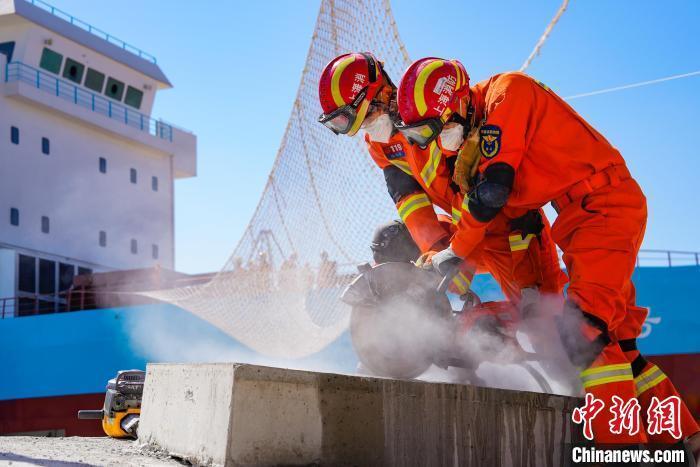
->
xmin=0 ymin=0 xmax=197 ymax=314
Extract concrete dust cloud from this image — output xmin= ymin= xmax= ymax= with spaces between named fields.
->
xmin=350 ymin=288 xmax=583 ymax=396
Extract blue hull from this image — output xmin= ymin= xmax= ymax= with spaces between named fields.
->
xmin=1 ymin=265 xmax=699 ymax=401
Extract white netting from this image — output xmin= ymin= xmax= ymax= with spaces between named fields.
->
xmin=145 ymin=0 xmax=411 ymax=358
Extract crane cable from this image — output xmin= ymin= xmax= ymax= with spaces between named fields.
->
xmin=519 ymin=1 xmax=700 ymax=100
xmin=565 ymin=70 xmax=700 ymax=100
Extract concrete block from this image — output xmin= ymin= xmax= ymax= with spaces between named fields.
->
xmin=139 ymin=363 xmax=583 ymax=466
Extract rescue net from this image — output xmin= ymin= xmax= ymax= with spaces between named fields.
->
xmin=145 ymin=0 xmax=411 ymax=358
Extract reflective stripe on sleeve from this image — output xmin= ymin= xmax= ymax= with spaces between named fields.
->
xmin=461 ymin=194 xmax=471 ymax=213
xmin=397 ymin=193 xmax=432 ymax=222
xmin=390 ymin=159 xmax=412 ymax=176
xmin=419 ymin=142 xmax=442 ymax=187
xmin=508 ymin=233 xmax=535 ymax=252
xmin=451 ymin=206 xmax=462 ymax=225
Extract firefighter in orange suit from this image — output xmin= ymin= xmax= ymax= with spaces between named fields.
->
xmin=396 ymin=57 xmax=699 ymax=445
xmin=317 ymin=52 xmax=566 ymax=306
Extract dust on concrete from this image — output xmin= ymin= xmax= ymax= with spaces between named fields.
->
xmin=0 ymin=436 xmax=189 ymax=467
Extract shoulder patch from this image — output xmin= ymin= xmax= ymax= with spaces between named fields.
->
xmin=479 ymin=124 xmax=502 ymax=159
xmin=383 ymin=142 xmax=406 ymax=160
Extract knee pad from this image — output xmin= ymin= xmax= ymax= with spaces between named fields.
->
xmin=555 ymin=300 xmax=611 ymax=369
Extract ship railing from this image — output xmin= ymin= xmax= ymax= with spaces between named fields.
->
xmin=0 ymin=294 xmax=69 ymax=319
xmin=0 ymin=288 xmax=144 ymax=319
xmin=636 ymin=249 xmax=700 ymax=268
xmin=554 ymin=249 xmax=700 ymax=269
xmin=4 ymin=61 xmax=173 ymax=141
xmin=23 ymin=0 xmax=158 ymax=64
xmin=2 ymin=249 xmax=699 ymax=319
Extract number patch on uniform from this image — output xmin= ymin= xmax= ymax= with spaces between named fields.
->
xmin=384 ymin=142 xmax=406 ymax=160
xmin=479 ymin=125 xmax=502 ymax=159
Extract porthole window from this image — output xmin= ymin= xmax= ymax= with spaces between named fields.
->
xmin=62 ymin=58 xmax=85 ymax=84
xmin=105 ymin=77 xmax=125 ymax=101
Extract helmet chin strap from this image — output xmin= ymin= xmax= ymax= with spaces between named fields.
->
xmin=453 ymin=93 xmax=475 ymax=137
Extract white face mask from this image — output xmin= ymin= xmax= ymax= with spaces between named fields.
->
xmin=439 ymin=123 xmax=465 ymax=151
xmin=363 ymin=113 xmax=394 ymax=144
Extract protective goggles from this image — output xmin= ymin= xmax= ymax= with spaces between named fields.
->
xmin=318 ymin=87 xmax=371 ymax=135
xmin=394 ymin=117 xmax=444 ymax=149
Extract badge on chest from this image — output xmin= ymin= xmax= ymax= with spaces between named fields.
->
xmin=384 ymin=142 xmax=406 ymax=160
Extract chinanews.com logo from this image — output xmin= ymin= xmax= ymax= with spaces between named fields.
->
xmin=569 ymin=394 xmax=688 ymax=465
xmin=570 ymin=446 xmax=686 ymax=465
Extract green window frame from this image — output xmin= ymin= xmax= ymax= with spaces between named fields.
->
xmin=84 ymin=68 xmax=105 ymax=93
xmin=105 ymin=77 xmax=125 ymax=101
xmin=125 ymin=86 xmax=144 ymax=109
xmin=39 ymin=48 xmax=63 ymax=74
xmin=62 ymin=58 xmax=85 ymax=84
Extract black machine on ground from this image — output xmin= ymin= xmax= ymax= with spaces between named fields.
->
xmin=341 ymin=261 xmax=553 ymax=392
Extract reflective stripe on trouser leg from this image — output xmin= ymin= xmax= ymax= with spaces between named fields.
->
xmin=635 ymin=362 xmax=700 ymax=442
xmin=397 ymin=193 xmax=432 ymax=222
xmin=579 ymin=343 xmax=647 ymax=444
xmin=619 ymin=340 xmax=700 ymax=440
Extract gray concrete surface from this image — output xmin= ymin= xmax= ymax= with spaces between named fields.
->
xmin=139 ymin=363 xmax=584 ymax=466
xmin=0 ymin=436 xmax=183 ymax=466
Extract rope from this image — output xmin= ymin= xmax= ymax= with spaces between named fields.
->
xmin=565 ymin=70 xmax=700 ymax=100
xmin=519 ymin=0 xmax=570 ymax=72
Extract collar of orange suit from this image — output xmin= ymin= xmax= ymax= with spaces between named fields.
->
xmin=467 ymin=87 xmax=486 ymax=128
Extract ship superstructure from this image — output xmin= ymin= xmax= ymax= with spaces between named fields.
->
xmin=0 ymin=0 xmax=196 ymax=316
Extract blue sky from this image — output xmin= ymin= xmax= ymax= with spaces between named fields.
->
xmin=46 ymin=0 xmax=700 ymax=273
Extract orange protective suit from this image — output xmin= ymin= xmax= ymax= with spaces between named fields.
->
xmin=365 ymin=131 xmax=566 ymax=303
xmin=451 ymin=72 xmax=698 ymax=443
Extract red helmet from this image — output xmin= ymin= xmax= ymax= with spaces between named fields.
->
xmin=396 ymin=58 xmax=469 ymax=148
xmin=318 ymin=52 xmax=388 ymax=136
